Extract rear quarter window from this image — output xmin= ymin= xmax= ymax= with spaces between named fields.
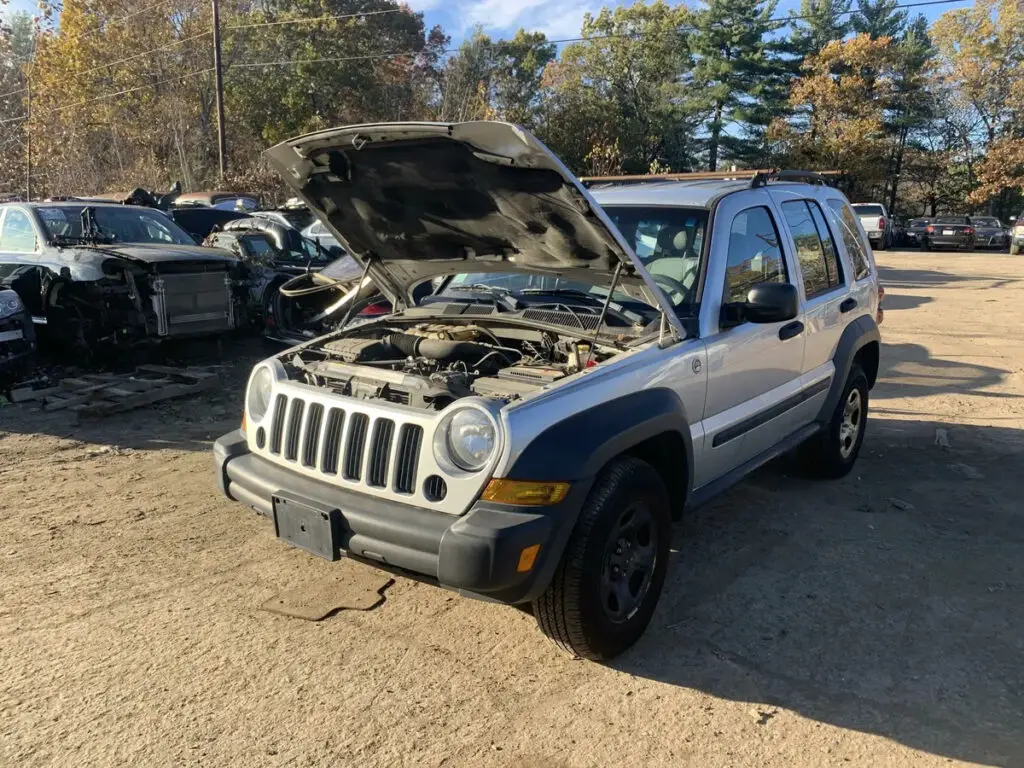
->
xmin=828 ymin=200 xmax=873 ymax=281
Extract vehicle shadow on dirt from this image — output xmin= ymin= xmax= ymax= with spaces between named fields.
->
xmin=620 ymin=416 xmax=1024 ymax=765
xmin=0 ymin=339 xmax=265 ymax=452
xmin=875 ymin=341 xmax=1014 ymax=401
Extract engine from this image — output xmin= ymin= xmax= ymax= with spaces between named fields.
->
xmin=285 ymin=322 xmax=615 ymax=408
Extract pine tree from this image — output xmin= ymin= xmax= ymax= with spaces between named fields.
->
xmin=851 ymin=0 xmax=908 ymax=40
xmin=690 ymin=0 xmax=784 ymax=170
xmin=789 ymin=0 xmax=852 ymax=59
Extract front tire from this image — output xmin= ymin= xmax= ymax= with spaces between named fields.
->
xmin=533 ymin=457 xmax=671 ymax=661
xmin=1012 ymin=241 xmax=1021 ymax=255
xmin=800 ymin=365 xmax=869 ymax=479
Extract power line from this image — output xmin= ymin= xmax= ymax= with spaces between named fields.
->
xmin=0 ymin=68 xmax=213 ymax=126
xmin=0 ymin=0 xmax=969 ymax=128
xmin=225 ymin=8 xmax=402 ymax=31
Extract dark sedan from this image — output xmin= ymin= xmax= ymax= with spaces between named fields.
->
xmin=970 ymin=216 xmax=1009 ymax=249
xmin=906 ymin=217 xmax=931 ymax=246
xmin=922 ymin=216 xmax=976 ymax=251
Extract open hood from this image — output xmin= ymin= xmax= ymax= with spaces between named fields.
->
xmin=264 ymin=122 xmax=680 ymax=325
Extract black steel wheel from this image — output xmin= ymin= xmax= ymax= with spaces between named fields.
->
xmin=533 ymin=456 xmax=671 ymax=660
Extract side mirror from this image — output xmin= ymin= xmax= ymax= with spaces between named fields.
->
xmin=722 ymin=282 xmax=800 ymax=327
xmin=1011 ymin=216 xmax=1018 ymax=222
xmin=746 ymin=283 xmax=800 ymax=323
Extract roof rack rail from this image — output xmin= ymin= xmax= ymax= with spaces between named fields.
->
xmin=580 ymin=168 xmax=841 ymax=189
xmin=580 ymin=169 xmax=775 ymax=187
xmin=750 ymin=169 xmax=840 ymax=188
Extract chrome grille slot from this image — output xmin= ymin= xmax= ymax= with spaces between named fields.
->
xmin=269 ymin=395 xmax=287 ymax=454
xmin=393 ymin=424 xmax=423 ymax=494
xmin=284 ymin=398 xmax=305 ymax=461
xmin=302 ymin=403 xmax=324 ymax=468
xmin=368 ymin=419 xmax=395 ymax=488
xmin=320 ymin=408 xmax=345 ymax=475
xmin=344 ymin=413 xmax=370 ymax=480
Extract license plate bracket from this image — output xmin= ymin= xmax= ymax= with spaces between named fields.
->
xmin=272 ymin=493 xmax=343 ymax=561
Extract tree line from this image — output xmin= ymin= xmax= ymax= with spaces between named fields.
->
xmin=1 ymin=0 xmax=1023 ymax=218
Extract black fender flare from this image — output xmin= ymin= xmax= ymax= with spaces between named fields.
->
xmin=504 ymin=387 xmax=694 ymax=493
xmin=817 ymin=315 xmax=881 ymax=422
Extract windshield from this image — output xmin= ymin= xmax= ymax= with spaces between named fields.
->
xmin=37 ymin=205 xmax=196 ymax=245
xmin=852 ymin=205 xmax=885 ymax=217
xmin=935 ymin=216 xmax=969 ymax=225
xmin=973 ymin=217 xmax=1000 ymax=227
xmin=909 ymin=219 xmax=929 ymax=226
xmin=602 ymin=205 xmax=708 ymax=311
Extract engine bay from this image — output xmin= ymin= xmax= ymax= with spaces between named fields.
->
xmin=284 ymin=321 xmax=619 ymax=408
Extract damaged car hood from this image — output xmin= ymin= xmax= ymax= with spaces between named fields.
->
xmin=264 ymin=122 xmax=678 ymax=320
xmin=82 ymin=243 xmax=236 ymax=265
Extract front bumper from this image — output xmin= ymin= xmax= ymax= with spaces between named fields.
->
xmin=214 ymin=430 xmax=587 ymax=604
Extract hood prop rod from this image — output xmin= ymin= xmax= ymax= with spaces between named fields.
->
xmin=585 ymin=260 xmax=623 ymax=367
xmin=338 ymin=256 xmax=375 ymax=331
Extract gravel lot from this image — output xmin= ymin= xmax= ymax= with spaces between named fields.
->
xmin=2 ymin=250 xmax=1022 ymax=768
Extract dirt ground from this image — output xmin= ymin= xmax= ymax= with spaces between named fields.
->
xmin=2 ymin=250 xmax=1022 ymax=768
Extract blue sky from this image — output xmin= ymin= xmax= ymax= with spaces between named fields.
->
xmin=3 ymin=0 xmax=978 ymax=45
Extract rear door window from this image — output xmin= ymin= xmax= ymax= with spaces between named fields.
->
xmin=828 ymin=200 xmax=873 ymax=281
xmin=781 ymin=200 xmax=843 ymax=298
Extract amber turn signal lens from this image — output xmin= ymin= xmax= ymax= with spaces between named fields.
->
xmin=481 ymin=479 xmax=570 ymax=506
xmin=240 ymin=412 xmax=247 ymax=435
xmin=517 ymin=544 xmax=541 ymax=573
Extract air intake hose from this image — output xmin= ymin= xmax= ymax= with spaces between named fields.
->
xmin=385 ymin=332 xmax=491 ymax=363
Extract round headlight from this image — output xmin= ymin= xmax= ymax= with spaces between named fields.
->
xmin=443 ymin=408 xmax=496 ymax=472
xmin=246 ymin=366 xmax=274 ymax=422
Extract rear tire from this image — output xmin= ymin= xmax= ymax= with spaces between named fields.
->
xmin=533 ymin=457 xmax=671 ymax=661
xmin=922 ymin=239 xmax=932 ymax=251
xmin=799 ymin=365 xmax=869 ymax=479
xmin=875 ymin=240 xmax=886 ymax=252
xmin=1012 ymin=241 xmax=1021 ymax=256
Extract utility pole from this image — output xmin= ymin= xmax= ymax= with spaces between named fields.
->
xmin=25 ymin=80 xmax=31 ymax=201
xmin=212 ymin=0 xmax=228 ymax=180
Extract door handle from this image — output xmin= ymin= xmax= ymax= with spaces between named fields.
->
xmin=839 ymin=297 xmax=858 ymax=313
xmin=779 ymin=321 xmax=804 ymax=341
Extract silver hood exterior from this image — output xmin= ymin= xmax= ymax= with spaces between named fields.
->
xmin=264 ymin=121 xmax=681 ymax=328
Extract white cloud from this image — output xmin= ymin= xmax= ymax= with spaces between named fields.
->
xmin=457 ymin=0 xmax=605 ymax=40
xmin=404 ymin=0 xmax=446 ymax=12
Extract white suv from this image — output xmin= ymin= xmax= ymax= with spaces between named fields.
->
xmin=214 ymin=122 xmax=883 ymax=660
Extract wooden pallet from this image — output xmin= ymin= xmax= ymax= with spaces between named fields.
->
xmin=11 ymin=365 xmax=222 ymax=418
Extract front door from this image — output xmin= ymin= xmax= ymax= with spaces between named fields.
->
xmin=695 ymin=192 xmax=806 ymax=488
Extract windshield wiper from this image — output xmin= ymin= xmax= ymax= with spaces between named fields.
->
xmin=51 ymin=233 xmax=113 ymax=247
xmin=518 ymin=288 xmax=601 ymax=301
xmin=447 ymin=284 xmax=521 ymax=310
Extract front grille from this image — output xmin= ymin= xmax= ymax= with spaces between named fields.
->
xmin=264 ymin=394 xmax=430 ymax=498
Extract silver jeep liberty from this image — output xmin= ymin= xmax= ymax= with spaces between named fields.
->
xmin=214 ymin=122 xmax=882 ymax=660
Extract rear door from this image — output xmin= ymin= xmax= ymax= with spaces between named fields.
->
xmin=769 ymin=189 xmax=853 ymax=388
xmin=695 ymin=191 xmax=806 ymax=487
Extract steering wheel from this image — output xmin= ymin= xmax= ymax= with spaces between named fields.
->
xmin=650 ymin=272 xmax=689 ymax=305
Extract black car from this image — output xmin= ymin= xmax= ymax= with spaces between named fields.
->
xmin=970 ymin=216 xmax=1009 ymax=250
xmin=921 ymin=215 xmax=976 ymax=251
xmin=905 ymin=217 xmax=931 ymax=246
